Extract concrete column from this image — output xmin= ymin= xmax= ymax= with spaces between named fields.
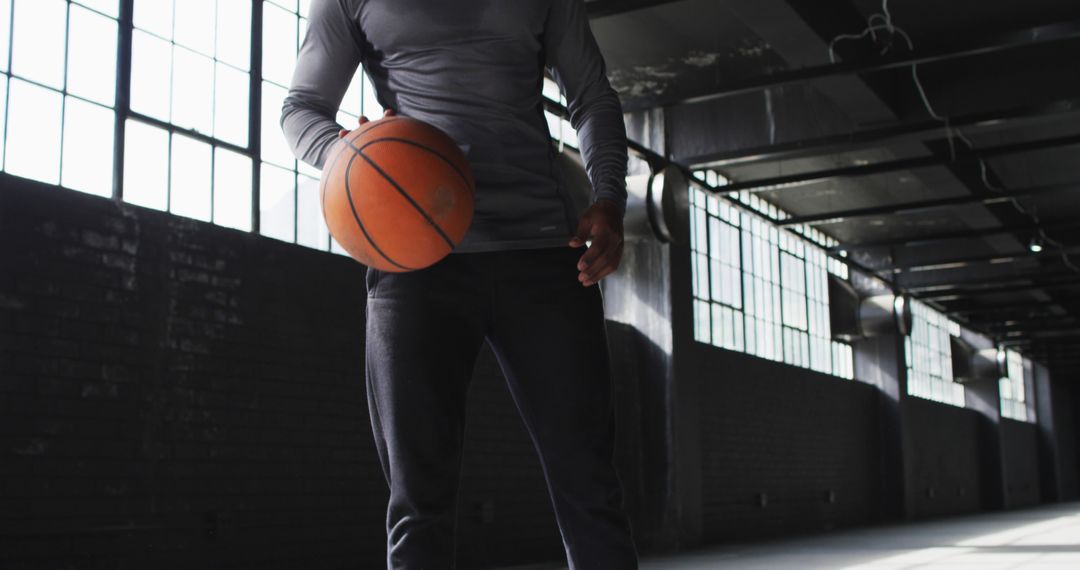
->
xmin=1034 ymin=362 xmax=1062 ymax=502
xmin=849 ymin=266 xmax=907 ymax=522
xmin=959 ymin=330 xmax=1006 ymax=511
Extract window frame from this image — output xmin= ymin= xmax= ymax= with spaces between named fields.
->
xmin=689 ymin=169 xmax=855 ymax=379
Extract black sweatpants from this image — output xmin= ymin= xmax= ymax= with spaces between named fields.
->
xmin=363 ymin=246 xmax=639 ymax=569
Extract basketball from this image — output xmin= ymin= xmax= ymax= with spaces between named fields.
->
xmin=320 ymin=116 xmax=475 ymax=272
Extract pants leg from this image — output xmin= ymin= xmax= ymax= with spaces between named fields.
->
xmin=485 ymin=247 xmax=639 ymax=570
xmin=364 ymin=256 xmax=488 ymax=569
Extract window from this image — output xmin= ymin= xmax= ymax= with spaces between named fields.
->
xmin=543 ymin=76 xmax=578 ymax=151
xmin=261 ymin=0 xmax=383 ymax=253
xmin=690 ymin=169 xmax=854 ymax=379
xmin=1000 ymin=349 xmax=1033 ymax=422
xmin=690 ymin=183 xmax=744 ymax=350
xmin=126 ymin=0 xmax=252 ymax=228
xmin=0 ymin=1 xmax=593 ymax=258
xmin=905 ymin=300 xmax=965 ymax=406
xmin=0 ymin=0 xmax=118 ymax=196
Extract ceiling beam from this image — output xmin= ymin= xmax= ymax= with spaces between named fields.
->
xmin=946 ymin=300 xmax=1066 ymax=315
xmin=909 ymin=271 xmax=1080 ymax=294
xmin=982 ymin=317 xmax=1080 ymax=331
xmin=669 ymin=20 xmax=1080 ymax=107
xmin=919 ymin=276 xmax=1080 ymax=300
xmin=712 ymin=131 xmax=1080 ymax=194
xmin=830 ymin=220 xmax=1080 ymax=252
xmin=684 ymin=99 xmax=1080 ymax=168
xmin=887 ymin=247 xmax=1080 ymax=274
xmin=779 ymin=183 xmax=1079 ymax=228
xmin=585 ymin=0 xmax=683 ymax=18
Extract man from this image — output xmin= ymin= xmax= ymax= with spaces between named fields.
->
xmin=281 ymin=0 xmax=637 ymax=567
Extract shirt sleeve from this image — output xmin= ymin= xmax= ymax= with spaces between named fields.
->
xmin=543 ymin=0 xmax=628 ymax=215
xmin=280 ymin=0 xmax=364 ymax=170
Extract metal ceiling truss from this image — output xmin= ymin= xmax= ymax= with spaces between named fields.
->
xmin=886 ymin=246 xmax=1080 ymax=274
xmin=669 ymin=20 xmax=1080 ymax=107
xmin=919 ymin=276 xmax=1080 ymax=300
xmin=686 ymin=98 xmax=1080 ymax=168
xmin=779 ymin=183 xmax=1080 ymax=228
xmin=709 ymin=131 xmax=1080 ymax=195
xmin=829 ymin=220 xmax=1080 ymax=252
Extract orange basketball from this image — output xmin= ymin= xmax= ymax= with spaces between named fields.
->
xmin=320 ymin=116 xmax=475 ymax=272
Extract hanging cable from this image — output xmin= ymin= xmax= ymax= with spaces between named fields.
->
xmin=827 ymin=0 xmax=1080 ymax=275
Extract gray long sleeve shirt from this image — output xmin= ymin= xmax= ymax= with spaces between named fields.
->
xmin=280 ymin=0 xmax=628 ymax=253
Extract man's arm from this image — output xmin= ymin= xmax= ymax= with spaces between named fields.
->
xmin=280 ymin=0 xmax=364 ymax=170
xmin=544 ymin=0 xmax=628 ymax=215
xmin=545 ymin=0 xmax=628 ymax=286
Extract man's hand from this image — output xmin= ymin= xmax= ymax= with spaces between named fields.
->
xmin=569 ymin=199 xmax=624 ymax=287
xmin=338 ymin=108 xmax=396 ymax=138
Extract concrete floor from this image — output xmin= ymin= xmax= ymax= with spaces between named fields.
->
xmin=505 ymin=502 xmax=1080 ymax=569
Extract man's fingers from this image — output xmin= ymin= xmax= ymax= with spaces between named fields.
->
xmin=581 ymin=241 xmax=623 ymax=286
xmin=576 ymin=229 xmax=607 ymax=269
xmin=383 ymin=108 xmax=396 ymax=117
xmin=338 ymin=129 xmax=348 ymax=138
xmin=577 ymin=235 xmax=613 ymax=279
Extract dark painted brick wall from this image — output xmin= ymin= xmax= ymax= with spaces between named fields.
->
xmin=2 ymin=177 xmax=637 ymax=569
xmin=1001 ymin=419 xmax=1041 ymax=508
xmin=688 ymin=344 xmax=884 ymax=542
xmin=902 ymin=398 xmax=982 ymax=518
xmin=1055 ymin=373 xmax=1079 ymax=500
xmin=1 ymin=178 xmax=385 ymax=568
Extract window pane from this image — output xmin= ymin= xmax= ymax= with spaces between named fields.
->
xmin=296 ymin=174 xmax=326 ymax=249
xmin=330 ymin=235 xmax=348 ymax=256
xmin=131 ymin=30 xmax=172 ymax=120
xmin=0 ymin=77 xmax=7 ymax=169
xmin=267 ymin=0 xmax=297 ymax=12
xmin=261 ymin=81 xmax=293 ymax=167
xmin=260 ymin=162 xmax=295 ymax=242
xmin=62 ymin=97 xmax=114 ymax=197
xmin=172 ymin=46 xmax=213 ymax=134
xmin=213 ymin=147 xmax=251 ymax=231
xmin=362 ymin=74 xmax=381 ymax=117
xmin=214 ymin=63 xmax=248 ymax=146
xmin=12 ymin=0 xmax=67 ymax=88
xmin=0 ymin=0 xmax=11 ymax=73
xmin=67 ymin=5 xmax=118 ymax=106
xmin=169 ymin=134 xmax=211 ymax=221
xmin=262 ymin=4 xmax=297 ymax=86
xmin=340 ymin=72 xmax=362 ymax=116
xmin=6 ymin=80 xmax=62 ymax=184
xmin=133 ymin=0 xmax=172 ymax=39
xmin=73 ymin=0 xmax=119 ymax=17
xmin=216 ymin=0 xmax=250 ymax=70
xmin=123 ymin=119 xmax=168 ymax=210
xmin=174 ymin=0 xmax=213 ymax=55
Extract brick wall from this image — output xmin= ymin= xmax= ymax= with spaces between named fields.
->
xmin=902 ymin=397 xmax=982 ymax=518
xmin=1 ymin=176 xmax=619 ymax=569
xmin=688 ymin=344 xmax=884 ymax=542
xmin=1001 ymin=419 xmax=1041 ymax=508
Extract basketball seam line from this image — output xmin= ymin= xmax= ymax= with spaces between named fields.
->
xmin=344 ymin=140 xmax=457 ymax=250
xmin=354 ymin=136 xmax=473 ymax=190
xmin=344 ymin=153 xmax=415 ymax=271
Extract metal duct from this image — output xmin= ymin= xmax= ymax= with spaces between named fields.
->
xmin=951 ymin=337 xmax=1006 ymax=383
xmin=625 ymin=165 xmax=689 ymax=243
xmin=828 ymin=274 xmax=913 ymax=339
xmin=553 ymin=151 xmax=688 ymax=243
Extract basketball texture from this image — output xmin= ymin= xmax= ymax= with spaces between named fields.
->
xmin=320 ymin=116 xmax=475 ymax=272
